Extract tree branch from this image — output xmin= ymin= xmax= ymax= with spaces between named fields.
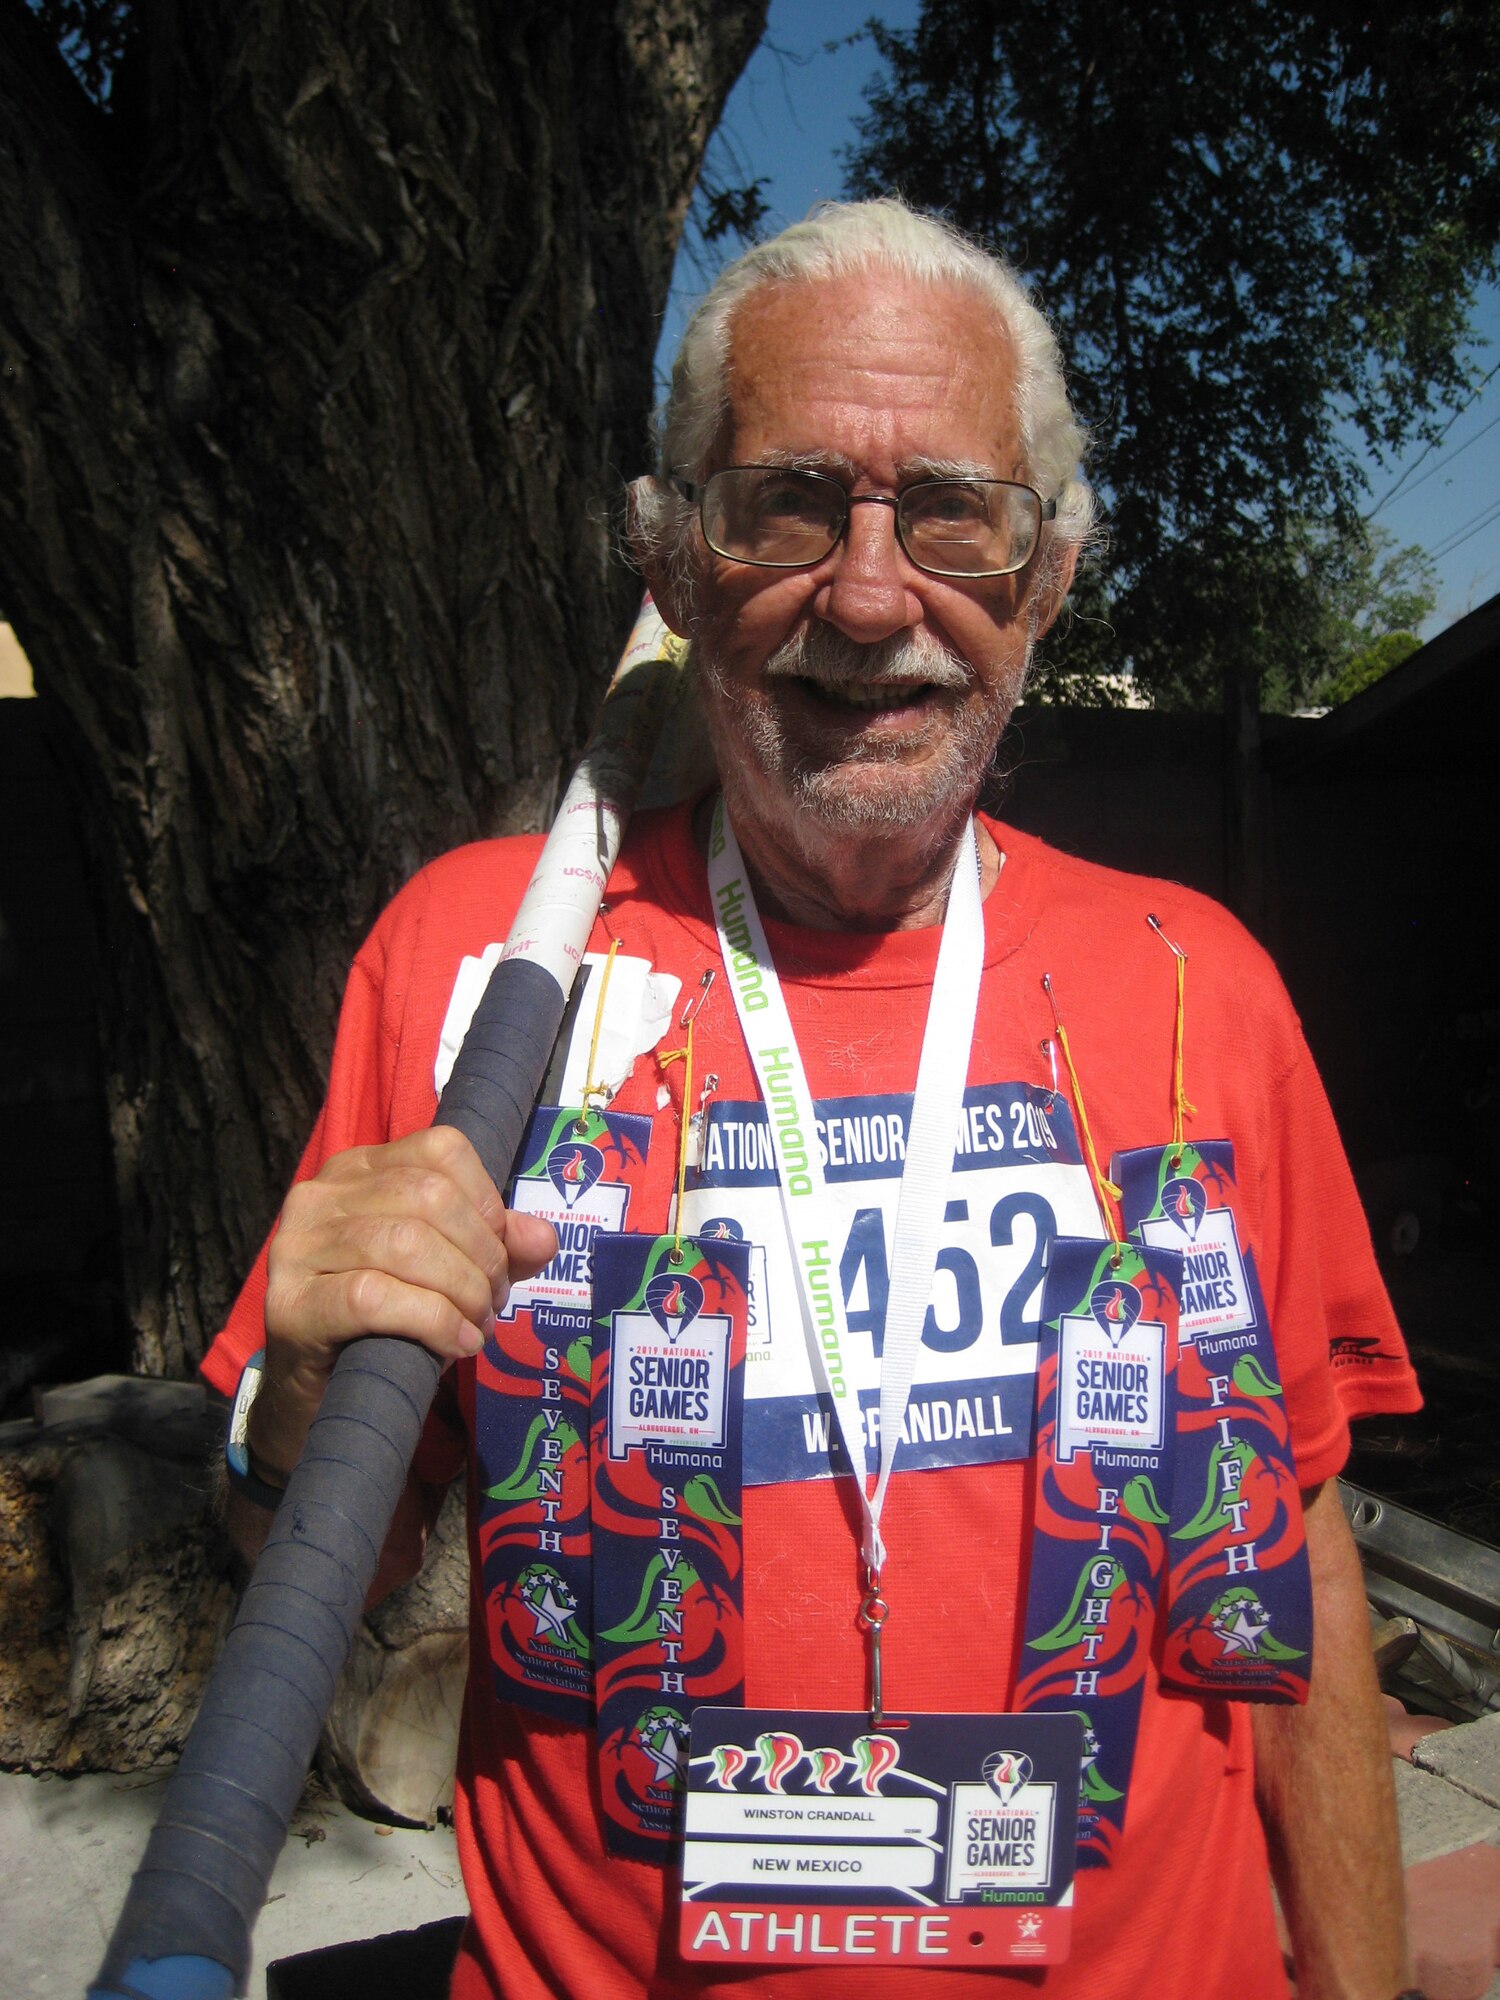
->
xmin=617 ymin=0 xmax=769 ymax=294
xmin=0 ymin=0 xmax=139 ymax=635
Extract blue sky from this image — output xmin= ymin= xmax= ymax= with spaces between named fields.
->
xmin=657 ymin=0 xmax=1498 ymax=641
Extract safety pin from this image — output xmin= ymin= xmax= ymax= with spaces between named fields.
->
xmin=1146 ymin=912 xmax=1187 ymax=961
xmin=1039 ymin=1037 xmax=1059 ymax=1109
xmin=686 ymin=1072 xmax=720 ymax=1171
xmin=681 ymin=969 xmax=714 ymax=1026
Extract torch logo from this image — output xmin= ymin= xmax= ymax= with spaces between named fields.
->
xmin=1089 ymin=1279 xmax=1142 ymax=1349
xmin=545 ymin=1140 xmax=604 ymax=1209
xmin=645 ymin=1270 xmax=704 ymax=1343
xmin=1161 ymin=1175 xmax=1207 ymax=1241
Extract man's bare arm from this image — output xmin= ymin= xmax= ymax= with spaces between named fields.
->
xmin=221 ymin=1125 xmax=556 ymax=1596
xmin=1252 ymin=1479 xmax=1411 ymax=2000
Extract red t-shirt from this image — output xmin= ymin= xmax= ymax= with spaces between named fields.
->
xmin=205 ymin=802 xmax=1418 ymax=2000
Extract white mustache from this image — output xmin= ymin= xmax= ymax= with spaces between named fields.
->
xmin=760 ymin=626 xmax=970 ymax=691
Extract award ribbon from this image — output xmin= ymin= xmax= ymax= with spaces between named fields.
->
xmin=474 ymin=1101 xmax=651 ymax=1723
xmin=1016 ymin=1234 xmax=1182 ymax=1869
xmin=589 ymin=1227 xmax=751 ymax=1859
xmin=1115 ymin=1140 xmax=1311 ymax=1701
xmin=1016 ymin=975 xmax=1180 ymax=1869
xmin=1114 ymin=914 xmax=1311 ymax=1702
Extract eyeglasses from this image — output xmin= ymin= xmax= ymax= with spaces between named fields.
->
xmin=672 ymin=465 xmax=1057 ymax=579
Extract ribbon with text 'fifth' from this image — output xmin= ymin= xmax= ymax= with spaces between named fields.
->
xmin=1114 ymin=1141 xmax=1311 ymax=1702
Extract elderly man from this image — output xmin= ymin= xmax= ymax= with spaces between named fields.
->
xmin=206 ymin=201 xmax=1421 ymax=1999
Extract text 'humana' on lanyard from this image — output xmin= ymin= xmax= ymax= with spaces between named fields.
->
xmin=706 ymin=793 xmax=986 ymax=1721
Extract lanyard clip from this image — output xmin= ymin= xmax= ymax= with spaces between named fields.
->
xmin=681 ymin=968 xmax=714 ymax=1026
xmin=858 ymin=1563 xmax=890 ymax=1729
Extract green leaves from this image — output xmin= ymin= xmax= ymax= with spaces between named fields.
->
xmin=848 ymin=0 xmax=1497 ymax=706
xmin=483 ymin=1415 xmax=581 ymax=1502
xmin=1175 ymin=1439 xmax=1257 ymax=1540
xmin=27 ymin=0 xmax=137 ymax=108
xmin=1029 ymin=1552 xmax=1126 ymax=1650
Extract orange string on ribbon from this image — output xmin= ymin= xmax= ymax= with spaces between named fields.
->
xmin=1041 ymin=973 xmax=1123 ymax=1244
xmin=1146 ymin=914 xmax=1198 ymax=1160
xmin=659 ymin=1017 xmax=696 ymax=1263
xmin=577 ymin=936 xmax=621 ymax=1127
xmin=659 ymin=971 xmax=714 ymax=1263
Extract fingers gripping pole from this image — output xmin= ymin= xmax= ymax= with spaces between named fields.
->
xmin=90 ymin=602 xmax=684 ymax=2000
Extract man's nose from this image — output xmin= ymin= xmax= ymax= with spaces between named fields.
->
xmin=812 ymin=495 xmax=923 ymax=643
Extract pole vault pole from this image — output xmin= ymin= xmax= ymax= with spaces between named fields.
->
xmin=91 ymin=597 xmax=687 ymax=2000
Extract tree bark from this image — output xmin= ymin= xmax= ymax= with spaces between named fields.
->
xmin=0 ymin=0 xmax=766 ymax=1374
xmin=0 ymin=1381 xmax=237 ymax=1771
xmin=318 ymin=1480 xmax=471 ymax=1826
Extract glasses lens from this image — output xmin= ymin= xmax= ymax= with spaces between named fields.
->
xmin=899 ymin=481 xmax=1041 ymax=576
xmin=701 ymin=468 xmax=844 ymax=567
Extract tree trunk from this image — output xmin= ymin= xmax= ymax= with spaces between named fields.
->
xmin=0 ymin=0 xmax=765 ymax=1374
xmin=0 ymin=1378 xmax=237 ymax=1771
xmin=318 ymin=1480 xmax=471 ymax=1826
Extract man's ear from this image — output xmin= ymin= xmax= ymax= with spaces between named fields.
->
xmin=626 ymin=477 xmax=695 ymax=638
xmin=1029 ymin=539 xmax=1080 ymax=642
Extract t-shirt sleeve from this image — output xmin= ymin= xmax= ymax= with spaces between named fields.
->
xmin=1257 ymin=1032 xmax=1421 ymax=1490
xmin=199 ymin=878 xmax=467 ymax=1488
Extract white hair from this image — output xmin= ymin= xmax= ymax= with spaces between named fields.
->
xmin=633 ymin=197 xmax=1095 ymax=599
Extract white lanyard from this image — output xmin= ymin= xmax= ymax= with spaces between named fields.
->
xmin=705 ymin=794 xmax=985 ymax=1574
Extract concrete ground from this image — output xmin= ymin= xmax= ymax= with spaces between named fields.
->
xmin=5 ymin=1707 xmax=1499 ymax=1999
xmin=1388 ymin=1704 xmax=1500 ymax=2000
xmin=0 ymin=1767 xmax=466 ymax=1999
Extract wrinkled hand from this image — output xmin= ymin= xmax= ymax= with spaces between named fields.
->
xmin=251 ymin=1126 xmax=558 ymax=1477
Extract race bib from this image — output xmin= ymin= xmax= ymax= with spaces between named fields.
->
xmin=681 ymin=1083 xmax=1100 ymax=1486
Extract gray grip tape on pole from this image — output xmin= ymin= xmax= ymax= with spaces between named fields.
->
xmin=91 ymin=957 xmax=567 ymax=1998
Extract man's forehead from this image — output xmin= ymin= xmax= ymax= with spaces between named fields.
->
xmin=716 ymin=269 xmax=1022 ymax=477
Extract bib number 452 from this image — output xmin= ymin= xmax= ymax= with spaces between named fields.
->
xmin=841 ymin=1192 xmax=1056 ymax=1358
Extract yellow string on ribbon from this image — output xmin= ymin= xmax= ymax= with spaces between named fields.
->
xmin=658 ymin=1016 xmax=696 ymax=1263
xmin=1146 ymin=915 xmax=1198 ymax=1159
xmin=1042 ymin=974 xmax=1123 ymax=1242
xmin=576 ymin=937 xmax=620 ymax=1128
xmin=658 ymin=969 xmax=715 ymax=1263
